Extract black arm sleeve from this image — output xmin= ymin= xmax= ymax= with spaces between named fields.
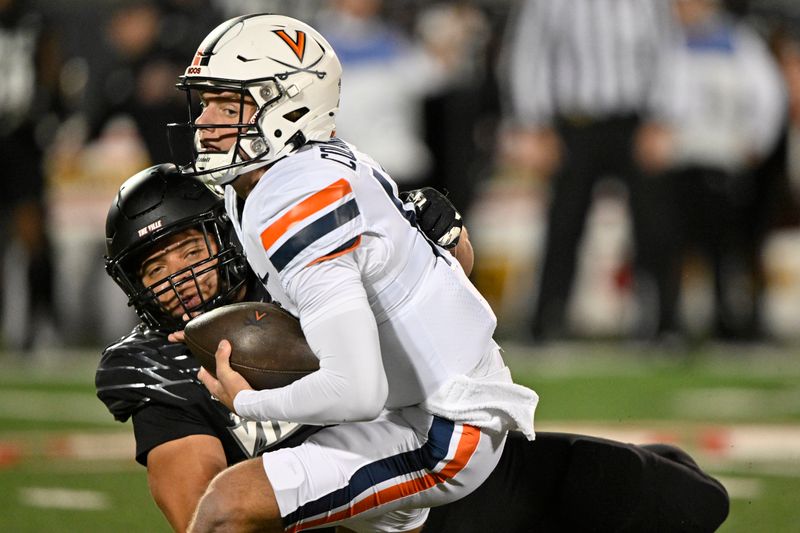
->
xmin=131 ymin=402 xmax=220 ymax=466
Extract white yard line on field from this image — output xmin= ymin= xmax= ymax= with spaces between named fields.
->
xmin=712 ymin=476 xmax=763 ymax=500
xmin=540 ymin=422 xmax=800 ymax=464
xmin=0 ymin=390 xmax=113 ymax=425
xmin=673 ymin=388 xmax=800 ymax=420
xmin=12 ymin=422 xmax=797 ymax=469
xmin=47 ymin=432 xmax=135 ymax=460
xmin=19 ymin=487 xmax=110 ymax=510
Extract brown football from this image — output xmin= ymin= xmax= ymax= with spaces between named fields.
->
xmin=184 ymin=302 xmax=319 ymax=390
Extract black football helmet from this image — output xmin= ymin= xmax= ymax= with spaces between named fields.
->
xmin=105 ymin=164 xmax=248 ymax=331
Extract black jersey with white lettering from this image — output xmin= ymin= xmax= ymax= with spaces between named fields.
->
xmin=95 ymin=305 xmax=318 ymax=465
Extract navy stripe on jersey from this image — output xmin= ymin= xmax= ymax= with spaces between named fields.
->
xmin=369 ymin=167 xmax=450 ymax=264
xmin=270 ymin=199 xmax=360 ymax=272
xmin=283 ymin=417 xmax=455 ymax=528
xmin=371 ymin=167 xmax=416 ymax=226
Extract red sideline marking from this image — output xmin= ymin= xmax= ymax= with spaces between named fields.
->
xmin=699 ymin=428 xmax=730 ymax=455
xmin=0 ymin=442 xmax=23 ymax=468
xmin=46 ymin=436 xmax=72 ymax=459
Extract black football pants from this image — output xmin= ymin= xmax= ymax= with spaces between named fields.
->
xmin=423 ymin=431 xmax=729 ymax=533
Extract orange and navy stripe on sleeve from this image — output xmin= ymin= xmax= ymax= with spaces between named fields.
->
xmin=283 ymin=417 xmax=481 ymax=532
xmin=260 ymin=179 xmax=361 ymax=272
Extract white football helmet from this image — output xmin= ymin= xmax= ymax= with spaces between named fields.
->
xmin=168 ymin=14 xmax=342 ymax=186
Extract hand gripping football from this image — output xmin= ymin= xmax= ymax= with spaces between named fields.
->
xmin=184 ymin=302 xmax=319 ymax=390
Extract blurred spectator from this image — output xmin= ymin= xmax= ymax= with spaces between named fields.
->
xmin=314 ymin=0 xmax=454 ymax=188
xmin=0 ymin=0 xmax=62 ymax=351
xmin=417 ymin=2 xmax=498 ymax=214
xmin=654 ymin=0 xmax=785 ymax=340
xmin=210 ymin=0 xmax=319 ymax=22
xmin=503 ymin=0 xmax=683 ymax=341
xmin=84 ymin=0 xmax=220 ymax=165
xmin=725 ymin=13 xmax=800 ymax=340
xmin=41 ymin=1 xmax=222 ymax=345
xmin=775 ymin=23 xmax=800 ymax=203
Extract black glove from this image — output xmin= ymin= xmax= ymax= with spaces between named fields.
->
xmin=400 ymin=187 xmax=463 ymax=249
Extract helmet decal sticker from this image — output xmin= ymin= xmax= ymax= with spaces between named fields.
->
xmin=137 ymin=218 xmax=164 ymax=237
xmin=273 ymin=29 xmax=306 ymax=62
xmin=268 ymin=49 xmax=327 ymax=80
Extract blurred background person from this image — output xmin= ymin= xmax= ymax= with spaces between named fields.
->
xmin=416 ymin=2 xmax=500 ymax=215
xmin=210 ymin=0 xmax=318 ymax=22
xmin=651 ymin=0 xmax=786 ymax=342
xmin=314 ymin=0 xmax=456 ymax=189
xmin=44 ymin=0 xmax=222 ymax=345
xmin=766 ymin=16 xmax=800 ymax=230
xmin=0 ymin=0 xmax=62 ymax=352
xmin=8 ymin=0 xmax=800 ymax=348
xmin=726 ymin=6 xmax=800 ymax=341
xmin=83 ymin=0 xmax=220 ymax=165
xmin=502 ymin=0 xmax=683 ymax=341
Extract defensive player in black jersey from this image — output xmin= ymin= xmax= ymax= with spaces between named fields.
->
xmin=97 ymin=164 xmax=728 ymax=532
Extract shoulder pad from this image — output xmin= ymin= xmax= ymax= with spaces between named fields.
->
xmin=250 ymin=171 xmax=365 ymax=278
xmin=96 ymin=327 xmax=204 ymax=422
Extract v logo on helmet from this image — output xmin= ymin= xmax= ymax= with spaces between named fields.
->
xmin=273 ymin=29 xmax=306 ymax=62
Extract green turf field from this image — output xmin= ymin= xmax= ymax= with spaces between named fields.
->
xmin=1 ymin=342 xmax=798 ymax=532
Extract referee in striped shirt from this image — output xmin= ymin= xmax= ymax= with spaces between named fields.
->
xmin=506 ymin=0 xmax=682 ymax=340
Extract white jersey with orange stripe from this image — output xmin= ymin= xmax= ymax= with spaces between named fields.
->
xmin=228 ymin=137 xmax=499 ymax=414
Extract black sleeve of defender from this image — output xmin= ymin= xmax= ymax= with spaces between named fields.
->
xmin=131 ymin=402 xmax=220 ymax=466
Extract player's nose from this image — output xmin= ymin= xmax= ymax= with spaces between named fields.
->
xmin=174 ymin=270 xmax=199 ymax=294
xmin=195 ymin=109 xmax=219 ymax=143
xmin=196 ymin=104 xmax=214 ymax=126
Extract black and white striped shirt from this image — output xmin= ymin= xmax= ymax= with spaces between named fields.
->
xmin=507 ymin=0 xmax=680 ymax=126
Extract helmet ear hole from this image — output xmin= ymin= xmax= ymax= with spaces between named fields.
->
xmin=283 ymin=107 xmax=309 ymax=123
xmin=274 ymin=130 xmax=282 ymax=138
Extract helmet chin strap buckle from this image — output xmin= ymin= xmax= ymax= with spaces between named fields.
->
xmin=288 ymin=131 xmax=306 ymax=151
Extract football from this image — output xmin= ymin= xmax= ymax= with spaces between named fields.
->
xmin=184 ymin=302 xmax=319 ymax=390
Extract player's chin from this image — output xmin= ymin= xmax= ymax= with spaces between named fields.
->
xmin=162 ymin=299 xmax=199 ymax=321
xmin=181 ymin=294 xmax=217 ymax=319
xmin=165 ymin=284 xmax=219 ymax=319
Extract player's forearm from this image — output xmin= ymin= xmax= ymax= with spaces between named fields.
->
xmin=146 ymin=435 xmax=227 ymax=532
xmin=234 ymin=306 xmax=388 ymax=424
xmin=451 ymin=226 xmax=474 ymax=276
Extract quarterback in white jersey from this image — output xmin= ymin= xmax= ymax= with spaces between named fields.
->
xmin=230 ymin=138 xmax=503 ymax=416
xmin=169 ymin=14 xmax=538 ymax=533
